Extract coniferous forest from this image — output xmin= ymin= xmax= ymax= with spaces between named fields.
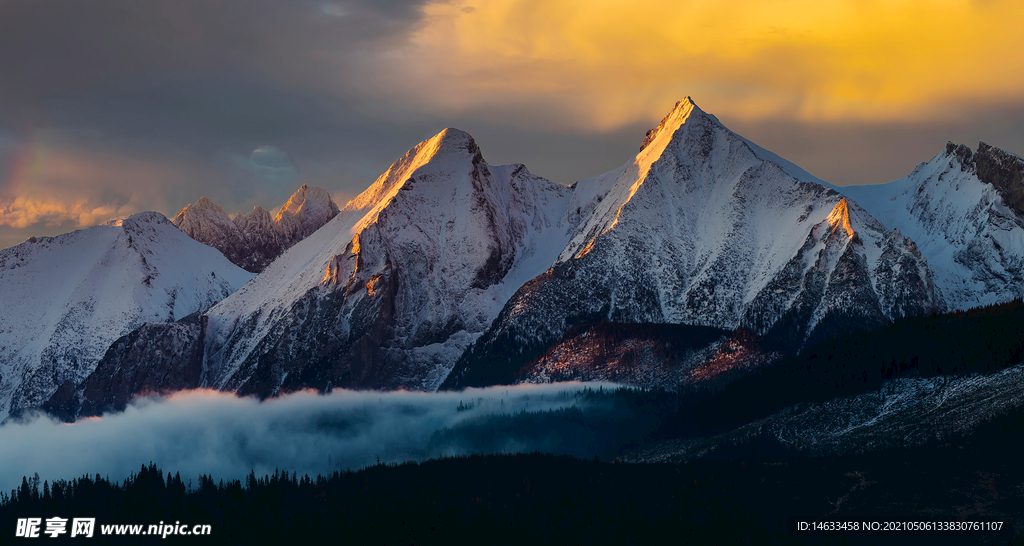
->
xmin=4 ymin=429 xmax=1024 ymax=544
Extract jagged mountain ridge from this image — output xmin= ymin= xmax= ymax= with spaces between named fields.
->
xmin=36 ymin=98 xmax=1024 ymax=419
xmin=444 ymin=98 xmax=938 ymax=388
xmin=0 ymin=212 xmax=254 ymax=420
xmin=172 ymin=184 xmax=340 ymax=273
xmin=842 ymin=141 xmax=1024 ymax=310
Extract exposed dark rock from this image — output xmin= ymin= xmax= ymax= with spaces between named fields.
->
xmin=516 ymin=323 xmax=779 ymax=391
xmin=43 ymin=314 xmax=206 ymax=421
xmin=976 ymin=141 xmax=1024 ymax=218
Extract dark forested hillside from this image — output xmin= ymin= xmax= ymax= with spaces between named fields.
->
xmin=4 ymin=438 xmax=1024 ymax=544
xmin=658 ymin=298 xmax=1024 ymax=439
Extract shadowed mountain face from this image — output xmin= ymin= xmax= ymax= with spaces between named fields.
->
xmin=977 ymin=141 xmax=1024 ymax=218
xmin=172 ymin=185 xmax=340 ymax=273
xmin=444 ymin=98 xmax=937 ymax=389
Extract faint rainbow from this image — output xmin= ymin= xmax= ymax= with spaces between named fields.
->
xmin=2 ymin=132 xmax=49 ymax=202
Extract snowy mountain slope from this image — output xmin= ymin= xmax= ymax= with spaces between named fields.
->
xmin=842 ymin=142 xmax=1024 ymax=310
xmin=172 ymin=185 xmax=340 ymax=273
xmin=444 ymin=98 xmax=938 ymax=388
xmin=197 ymin=128 xmax=572 ymax=394
xmin=0 ymin=212 xmax=253 ymax=420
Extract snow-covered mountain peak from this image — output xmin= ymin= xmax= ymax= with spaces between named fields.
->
xmin=199 ymin=128 xmax=572 ymax=394
xmin=275 ymin=185 xmax=339 ymax=224
xmin=430 ymin=127 xmax=479 ymax=156
xmin=172 ymin=197 xmax=232 ymax=229
xmin=638 ymin=97 xmax=703 ymax=152
xmin=344 ymin=128 xmax=482 ymax=217
xmin=842 ymin=140 xmax=1024 ymax=310
xmin=455 ymin=99 xmax=938 ymax=381
xmin=194 ymin=195 xmax=219 ymax=209
xmin=558 ymin=98 xmax=796 ymax=262
xmin=340 ymin=128 xmax=490 ymax=243
xmin=0 ymin=213 xmax=253 ymax=420
xmin=96 ymin=211 xmax=177 ymax=233
xmin=172 ymin=196 xmax=235 ymax=235
xmin=234 ymin=205 xmax=272 ymax=225
xmin=102 ymin=211 xmax=168 ymax=228
xmin=118 ymin=211 xmax=174 ymax=229
xmin=275 ymin=184 xmax=341 ymax=244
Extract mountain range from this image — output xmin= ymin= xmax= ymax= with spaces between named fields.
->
xmin=172 ymin=184 xmax=340 ymax=273
xmin=3 ymin=97 xmax=1022 ymax=422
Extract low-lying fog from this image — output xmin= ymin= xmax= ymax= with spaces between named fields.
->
xmin=0 ymin=383 xmax=620 ymax=492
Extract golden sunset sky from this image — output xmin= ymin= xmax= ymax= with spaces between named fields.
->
xmin=1 ymin=0 xmax=1022 ymax=248
xmin=399 ymin=0 xmax=1024 ymax=126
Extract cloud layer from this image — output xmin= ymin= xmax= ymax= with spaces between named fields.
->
xmin=383 ymin=0 xmax=1024 ymax=128
xmin=0 ymin=384 xmax=613 ymax=492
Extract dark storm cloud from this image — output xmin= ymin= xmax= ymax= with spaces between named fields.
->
xmin=0 ymin=0 xmax=426 ymax=109
xmin=0 ymin=0 xmax=432 ymax=153
xmin=0 ymin=0 xmax=439 ymax=247
xmin=0 ymin=384 xmax=613 ymax=492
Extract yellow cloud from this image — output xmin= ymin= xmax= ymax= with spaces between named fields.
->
xmin=0 ymin=137 xmax=179 ymax=230
xmin=0 ymin=196 xmax=137 ymax=229
xmin=376 ymin=0 xmax=1024 ymax=130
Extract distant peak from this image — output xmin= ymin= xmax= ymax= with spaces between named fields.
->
xmin=639 ymin=98 xmax=706 ymax=152
xmin=188 ymin=197 xmax=225 ymax=213
xmin=115 ymin=211 xmax=171 ymax=231
xmin=172 ymin=197 xmax=230 ymax=227
xmin=281 ymin=184 xmax=334 ymax=206
xmin=276 ymin=184 xmax=339 ymax=222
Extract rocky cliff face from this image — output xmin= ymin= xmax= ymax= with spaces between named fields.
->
xmin=516 ymin=324 xmax=779 ymax=392
xmin=842 ymin=141 xmax=1024 ymax=310
xmin=976 ymin=141 xmax=1024 ymax=217
xmin=172 ymin=185 xmax=340 ymax=273
xmin=45 ymin=314 xmax=206 ymax=421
